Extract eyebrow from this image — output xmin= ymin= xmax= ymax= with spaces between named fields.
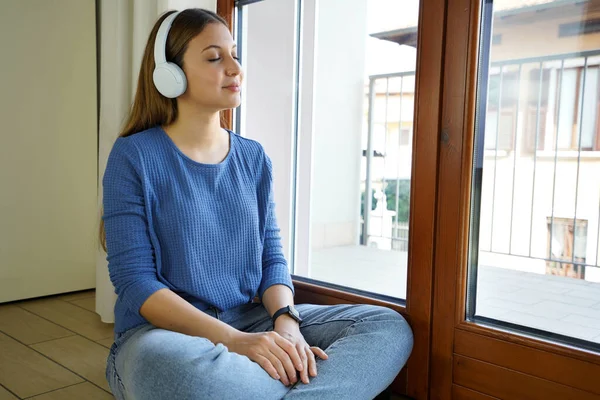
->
xmin=201 ymin=44 xmax=237 ymax=52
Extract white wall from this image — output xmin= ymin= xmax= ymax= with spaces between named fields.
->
xmin=242 ymin=0 xmax=297 ymax=262
xmin=239 ymin=0 xmax=369 ymax=273
xmin=168 ymin=0 xmax=216 ymax=11
xmin=0 ymin=0 xmax=98 ymax=301
xmin=310 ymin=0 xmax=369 ymax=250
xmin=295 ymin=0 xmax=318 ymax=276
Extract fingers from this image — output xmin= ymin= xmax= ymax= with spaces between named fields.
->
xmin=304 ymin=347 xmax=327 ymax=381
xmin=269 ymin=346 xmax=297 ymax=385
xmin=265 ymin=351 xmax=291 ymax=386
xmin=306 ymin=347 xmax=318 ymax=378
xmin=273 ymin=334 xmax=304 ymax=371
xmin=269 ymin=346 xmax=326 ymax=385
xmin=255 ymin=355 xmax=280 ymax=381
xmin=266 ymin=332 xmax=330 ymax=386
xmin=251 ymin=333 xmax=293 ymax=385
xmin=297 ymin=343 xmax=310 ymax=384
xmin=310 ymin=346 xmax=328 ymax=360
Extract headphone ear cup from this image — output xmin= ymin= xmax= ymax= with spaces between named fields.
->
xmin=153 ymin=62 xmax=187 ymax=98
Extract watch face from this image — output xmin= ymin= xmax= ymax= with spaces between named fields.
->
xmin=289 ymin=306 xmax=300 ymax=319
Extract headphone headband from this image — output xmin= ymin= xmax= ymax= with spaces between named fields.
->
xmin=154 ymin=11 xmax=181 ymax=65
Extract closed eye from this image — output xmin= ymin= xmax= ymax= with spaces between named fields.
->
xmin=208 ymin=56 xmax=240 ymax=62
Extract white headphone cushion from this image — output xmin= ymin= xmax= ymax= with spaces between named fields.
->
xmin=153 ymin=62 xmax=187 ymax=98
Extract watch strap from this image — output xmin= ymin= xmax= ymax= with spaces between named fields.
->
xmin=272 ymin=306 xmax=299 ymax=324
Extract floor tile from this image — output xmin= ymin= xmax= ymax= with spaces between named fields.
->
xmin=28 ymin=382 xmax=113 ymax=400
xmin=18 ymin=299 xmax=114 ymax=341
xmin=0 ymin=332 xmax=83 ymax=398
xmin=0 ymin=305 xmax=75 ymax=345
xmin=502 ymin=311 xmax=599 ymax=341
xmin=522 ymin=300 xmax=584 ymax=320
xmin=563 ymin=286 xmax=600 ymax=302
xmin=57 ymin=290 xmax=95 ymax=302
xmin=0 ymin=386 xmax=18 ymax=400
xmin=562 ymin=314 xmax=600 ymax=330
xmin=69 ymin=297 xmax=95 ymax=313
xmin=31 ymin=335 xmax=111 ymax=392
xmin=474 ymin=304 xmax=512 ymax=319
xmin=96 ymin=338 xmax=114 ymax=349
xmin=546 ymin=293 xmax=598 ymax=307
xmin=573 ymin=307 xmax=600 ymax=321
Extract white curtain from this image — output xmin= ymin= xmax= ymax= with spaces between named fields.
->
xmin=96 ymin=0 xmax=217 ymax=323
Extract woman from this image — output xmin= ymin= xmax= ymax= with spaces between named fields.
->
xmin=101 ymin=8 xmax=413 ymax=400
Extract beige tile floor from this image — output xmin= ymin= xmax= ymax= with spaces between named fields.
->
xmin=0 ymin=290 xmax=410 ymax=400
xmin=0 ymin=290 xmax=114 ymax=399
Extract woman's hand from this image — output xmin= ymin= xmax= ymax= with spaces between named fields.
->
xmin=274 ymin=318 xmax=328 ymax=385
xmin=226 ymin=330 xmax=306 ymax=386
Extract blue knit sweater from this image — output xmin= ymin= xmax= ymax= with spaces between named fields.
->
xmin=102 ymin=127 xmax=294 ymax=334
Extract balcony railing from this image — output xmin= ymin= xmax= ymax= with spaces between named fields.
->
xmin=361 ymin=71 xmax=415 ymax=250
xmin=362 ymin=50 xmax=600 ymax=281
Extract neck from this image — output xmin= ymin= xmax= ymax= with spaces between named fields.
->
xmin=165 ymin=102 xmax=224 ymax=149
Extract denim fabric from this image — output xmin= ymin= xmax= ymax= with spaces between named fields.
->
xmin=106 ymin=303 xmax=413 ymax=399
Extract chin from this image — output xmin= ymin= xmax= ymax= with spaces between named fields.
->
xmin=189 ymin=91 xmax=240 ymax=110
xmin=219 ymin=98 xmax=241 ymax=110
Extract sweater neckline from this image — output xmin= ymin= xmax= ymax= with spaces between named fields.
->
xmin=157 ymin=126 xmax=236 ymax=168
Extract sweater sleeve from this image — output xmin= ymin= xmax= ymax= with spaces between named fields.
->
xmin=102 ymin=138 xmax=169 ymax=317
xmin=257 ymin=153 xmax=295 ymax=298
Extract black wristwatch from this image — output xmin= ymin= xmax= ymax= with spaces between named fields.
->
xmin=272 ymin=305 xmax=303 ymax=325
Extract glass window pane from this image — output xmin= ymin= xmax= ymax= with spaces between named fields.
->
xmin=236 ymin=0 xmax=297 ymax=261
xmin=237 ymin=0 xmax=419 ymax=300
xmin=296 ymin=0 xmax=419 ymax=300
xmin=470 ymin=0 xmax=600 ymax=349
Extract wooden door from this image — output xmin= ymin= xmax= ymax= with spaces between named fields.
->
xmin=431 ymin=0 xmax=600 ymax=398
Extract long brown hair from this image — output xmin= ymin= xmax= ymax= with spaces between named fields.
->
xmin=99 ymin=9 xmax=229 ymax=252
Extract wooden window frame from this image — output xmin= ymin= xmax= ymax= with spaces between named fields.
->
xmin=217 ymin=1 xmax=445 ymax=398
xmin=431 ymin=0 xmax=600 ymax=398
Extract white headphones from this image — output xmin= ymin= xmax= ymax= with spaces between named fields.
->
xmin=153 ymin=11 xmax=187 ymax=98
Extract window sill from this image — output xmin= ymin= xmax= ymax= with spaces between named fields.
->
xmin=291 ymin=276 xmax=407 ymax=314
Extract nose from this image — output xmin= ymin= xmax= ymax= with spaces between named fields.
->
xmin=225 ymin=57 xmax=242 ymax=77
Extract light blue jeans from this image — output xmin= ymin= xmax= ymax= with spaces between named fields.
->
xmin=106 ymin=303 xmax=413 ymax=399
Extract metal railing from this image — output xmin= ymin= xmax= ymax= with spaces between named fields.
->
xmin=481 ymin=50 xmax=600 ymax=275
xmin=362 ymin=71 xmax=414 ymax=249
xmin=362 ymin=51 xmax=600 ymax=275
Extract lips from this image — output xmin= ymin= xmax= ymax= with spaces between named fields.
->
xmin=223 ymin=84 xmax=240 ymax=92
xmin=223 ymin=81 xmax=240 ymax=88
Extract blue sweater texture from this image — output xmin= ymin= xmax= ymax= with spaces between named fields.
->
xmin=102 ymin=127 xmax=294 ymax=333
